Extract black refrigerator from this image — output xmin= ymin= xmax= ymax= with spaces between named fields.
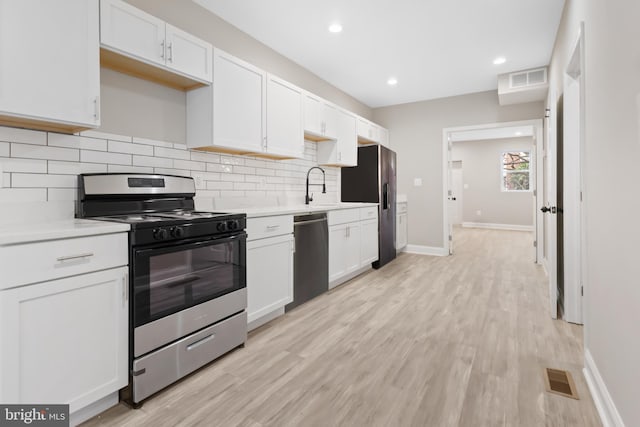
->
xmin=341 ymin=145 xmax=397 ymax=269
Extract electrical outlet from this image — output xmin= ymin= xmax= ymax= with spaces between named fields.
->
xmin=413 ymin=178 xmax=423 ymax=187
xmin=476 ymin=210 xmax=482 ymax=216
xmin=463 ymin=183 xmax=469 ymax=189
xmin=194 ymin=174 xmax=203 ymax=189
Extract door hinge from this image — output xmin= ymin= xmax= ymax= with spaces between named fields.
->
xmin=533 ymin=189 xmax=537 ymax=197
xmin=448 ymin=189 xmax=452 ymax=196
xmin=580 ymin=191 xmax=583 ymax=202
xmin=449 ymin=234 xmax=452 ymax=241
xmin=581 ymin=286 xmax=583 ymax=296
xmin=533 ymin=240 xmax=537 ymax=247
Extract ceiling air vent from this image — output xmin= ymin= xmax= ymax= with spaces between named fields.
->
xmin=509 ymin=68 xmax=547 ymax=89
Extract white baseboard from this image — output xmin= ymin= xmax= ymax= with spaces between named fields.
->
xmin=461 ymin=222 xmax=533 ymax=232
xmin=404 ymin=244 xmax=448 ymax=256
xmin=583 ymin=349 xmax=626 ymax=427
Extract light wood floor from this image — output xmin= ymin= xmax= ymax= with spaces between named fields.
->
xmin=83 ymin=228 xmax=601 ymax=427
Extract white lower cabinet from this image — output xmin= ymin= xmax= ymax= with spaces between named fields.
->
xmin=396 ymin=201 xmax=408 ymax=251
xmin=0 ymin=267 xmax=128 ymax=413
xmin=328 ymin=207 xmax=379 ymax=288
xmin=246 ymin=215 xmax=294 ymax=329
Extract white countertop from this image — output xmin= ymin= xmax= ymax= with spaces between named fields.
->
xmin=0 ymin=219 xmax=130 ymax=246
xmin=223 ymin=202 xmax=378 ymax=218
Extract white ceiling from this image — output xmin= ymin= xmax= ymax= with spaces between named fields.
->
xmin=194 ymin=0 xmax=565 ymax=108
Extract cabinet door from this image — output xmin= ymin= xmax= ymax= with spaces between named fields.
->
xmin=0 ymin=0 xmax=100 ymax=129
xmin=328 ymin=224 xmax=348 ymax=282
xmin=357 ymin=118 xmax=372 ymax=141
xmin=361 ymin=219 xmax=379 ymax=265
xmin=0 ymin=267 xmax=128 ymax=413
xmin=336 ymin=110 xmax=358 ymax=166
xmin=379 ymin=127 xmax=390 ymax=148
xmin=100 ymin=0 xmax=165 ymax=67
xmin=165 ymin=24 xmax=212 ymax=83
xmin=344 ymin=223 xmax=362 ymax=274
xmin=303 ymin=93 xmax=323 ymax=137
xmin=247 ymin=234 xmax=294 ymax=324
xmin=396 ymin=213 xmax=408 ymax=249
xmin=323 ymin=103 xmax=339 ymax=140
xmin=266 ymin=75 xmax=304 ymax=159
xmin=213 ymin=49 xmax=266 ymax=153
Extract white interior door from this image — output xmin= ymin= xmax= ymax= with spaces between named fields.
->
xmin=447 ymin=139 xmax=454 ymax=254
xmin=562 ymin=35 xmax=584 ymax=325
xmin=544 ymin=93 xmax=558 ymax=320
xmin=449 ymin=162 xmax=463 ymax=225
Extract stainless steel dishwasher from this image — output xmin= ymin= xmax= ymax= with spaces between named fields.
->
xmin=285 ymin=212 xmax=328 ymax=311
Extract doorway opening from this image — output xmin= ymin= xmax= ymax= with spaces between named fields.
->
xmin=442 ymin=120 xmax=544 ymax=262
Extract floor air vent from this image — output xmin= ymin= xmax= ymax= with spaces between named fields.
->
xmin=544 ymin=368 xmax=579 ymax=399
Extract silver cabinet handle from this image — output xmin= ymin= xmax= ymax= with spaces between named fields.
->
xmin=56 ymin=252 xmax=94 ymax=262
xmin=122 ymin=274 xmax=128 ymax=307
xmin=94 ymin=96 xmax=100 ymax=121
xmin=167 ymin=42 xmax=173 ymax=62
xmin=160 ymin=40 xmax=165 ymax=59
xmin=186 ymin=334 xmax=215 ymax=351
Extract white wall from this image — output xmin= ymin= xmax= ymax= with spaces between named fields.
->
xmin=452 ymin=137 xmax=533 ymax=227
xmin=549 ymin=1 xmax=640 ymax=425
xmin=97 ymin=0 xmax=372 ymax=144
xmin=372 ymin=90 xmax=542 ymax=248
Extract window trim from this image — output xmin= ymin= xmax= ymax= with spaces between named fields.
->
xmin=501 ymin=150 xmax=532 ymax=192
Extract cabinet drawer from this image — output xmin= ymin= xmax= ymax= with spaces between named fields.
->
xmin=328 ymin=208 xmax=360 ymax=226
xmin=360 ymin=206 xmax=379 ymax=221
xmin=246 ymin=215 xmax=293 ymax=241
xmin=0 ymin=233 xmax=128 ymax=290
xmin=397 ymin=202 xmax=408 ymax=214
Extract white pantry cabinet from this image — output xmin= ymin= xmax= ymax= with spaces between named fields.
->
xmin=0 ymin=0 xmax=100 ymax=133
xmin=317 ymin=108 xmax=357 ymax=167
xmin=246 ymin=215 xmax=294 ymax=329
xmin=188 ymin=49 xmax=305 ymax=159
xmin=0 ymin=232 xmax=128 ymax=416
xmin=303 ymin=93 xmax=338 ymax=141
xmin=100 ymin=0 xmax=212 ymax=87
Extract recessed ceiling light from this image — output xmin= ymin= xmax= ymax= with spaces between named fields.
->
xmin=328 ymin=23 xmax=342 ymax=33
xmin=387 ymin=78 xmax=398 ymax=86
xmin=493 ymin=57 xmax=506 ymax=65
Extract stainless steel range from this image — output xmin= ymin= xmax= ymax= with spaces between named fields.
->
xmin=76 ymin=173 xmax=247 ymax=406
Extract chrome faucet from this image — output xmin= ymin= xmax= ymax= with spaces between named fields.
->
xmin=305 ymin=166 xmax=326 ymax=204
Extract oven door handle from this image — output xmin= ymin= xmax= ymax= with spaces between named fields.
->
xmin=165 ymin=275 xmax=200 ymax=288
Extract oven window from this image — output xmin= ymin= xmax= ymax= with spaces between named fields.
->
xmin=134 ymin=235 xmax=246 ymax=327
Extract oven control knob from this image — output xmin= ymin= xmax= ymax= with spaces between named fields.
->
xmin=153 ymin=228 xmax=168 ymax=240
xmin=170 ymin=226 xmax=185 ymax=239
xmin=227 ymin=220 xmax=239 ymax=231
xmin=216 ymin=222 xmax=227 ymax=232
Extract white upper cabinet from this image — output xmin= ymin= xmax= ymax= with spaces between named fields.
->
xmin=303 ymin=93 xmax=338 ymax=141
xmin=100 ymin=0 xmax=212 ymax=88
xmin=0 ymin=0 xmax=100 ymax=133
xmin=266 ymin=75 xmax=304 ymax=159
xmin=357 ymin=117 xmax=389 ymax=146
xmin=188 ymin=49 xmax=304 ymax=159
xmin=317 ymin=108 xmax=357 ymax=167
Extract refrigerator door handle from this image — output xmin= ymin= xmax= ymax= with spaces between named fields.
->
xmin=382 ymin=182 xmax=389 ymax=210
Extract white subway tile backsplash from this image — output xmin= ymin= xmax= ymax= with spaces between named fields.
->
xmin=12 ymin=143 xmax=79 ymax=162
xmin=132 ymin=155 xmax=173 ymax=168
xmin=108 ymin=140 xmax=154 ymax=156
xmin=174 ymin=159 xmax=205 ymax=171
xmin=80 ymin=130 xmax=132 ymax=142
xmin=49 ymin=133 xmax=107 ymax=151
xmin=81 ymin=150 xmax=131 ymax=165
xmin=2 ymin=173 xmax=10 ymax=187
xmin=154 ymin=146 xmax=191 ymax=160
xmin=12 ymin=173 xmax=77 ymax=188
xmin=206 ymin=181 xmax=233 ymax=190
xmin=190 ymin=151 xmax=220 ymax=163
xmin=0 ymin=129 xmax=339 ymax=207
xmin=207 ymin=163 xmax=232 ymax=173
xmin=1 ymin=158 xmax=47 ymax=173
xmin=0 ymin=188 xmax=47 ymax=202
xmin=0 ymin=127 xmax=46 ymax=145
xmin=132 ymin=136 xmax=174 ymax=148
xmin=47 ymin=188 xmax=77 ymax=201
xmin=107 ymin=165 xmax=154 ymax=174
